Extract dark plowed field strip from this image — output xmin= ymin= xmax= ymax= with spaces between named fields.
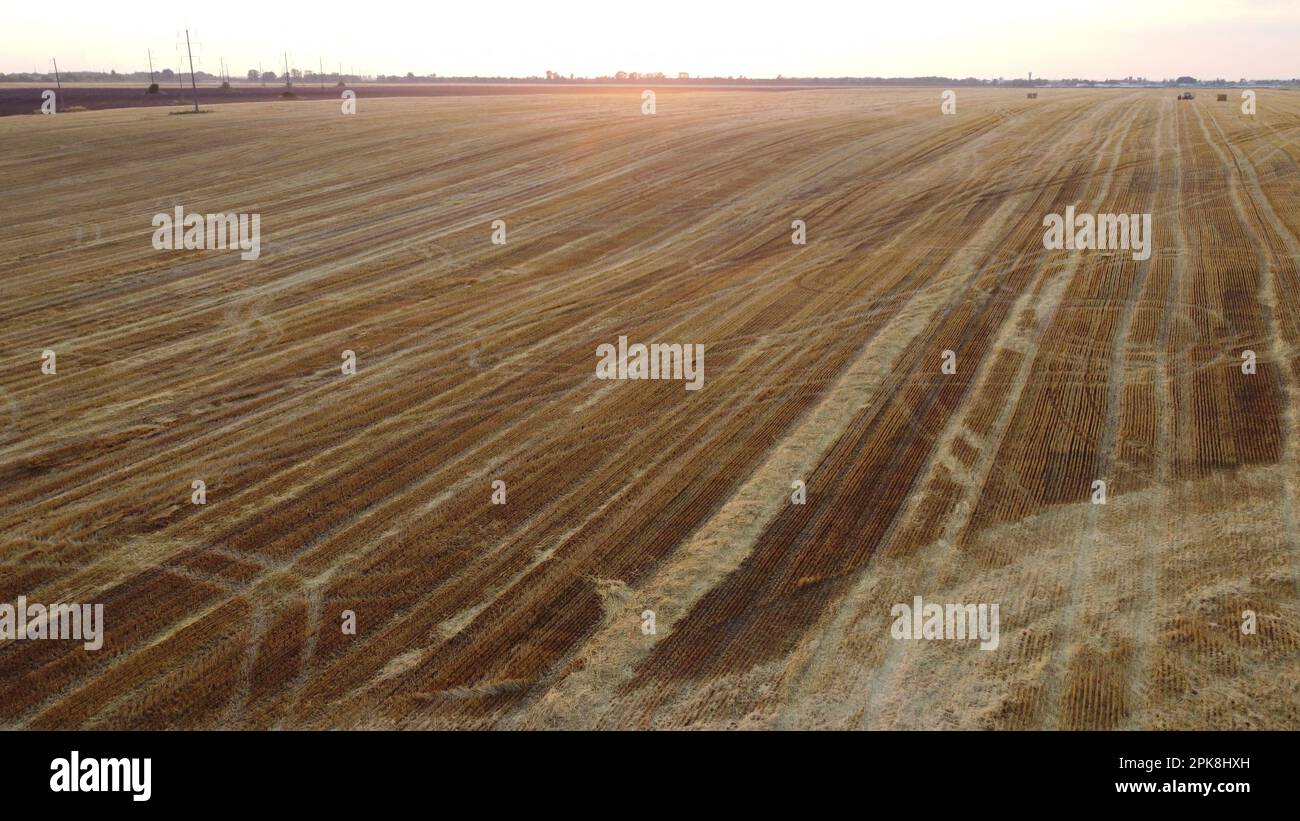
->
xmin=2 ymin=88 xmax=1297 ymax=729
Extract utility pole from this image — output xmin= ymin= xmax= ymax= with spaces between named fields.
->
xmin=284 ymin=52 xmax=291 ymax=90
xmin=148 ymin=49 xmax=156 ymax=84
xmin=185 ymin=29 xmax=199 ymax=112
xmin=51 ymin=57 xmax=62 ymax=89
xmin=259 ymin=61 xmax=264 ymax=86
xmin=319 ymin=57 xmax=325 ymax=89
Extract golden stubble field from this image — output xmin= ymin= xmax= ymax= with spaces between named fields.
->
xmin=1 ymin=87 xmax=1298 ymax=729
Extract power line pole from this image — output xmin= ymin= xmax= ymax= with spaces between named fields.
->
xmin=185 ymin=29 xmax=199 ymax=112
xmin=51 ymin=57 xmax=62 ymax=89
xmin=147 ymin=49 xmax=156 ymax=84
xmin=284 ymin=52 xmax=291 ymax=90
xmin=319 ymin=57 xmax=325 ymax=89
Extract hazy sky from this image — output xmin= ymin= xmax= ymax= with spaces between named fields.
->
xmin=5 ymin=0 xmax=1298 ymax=79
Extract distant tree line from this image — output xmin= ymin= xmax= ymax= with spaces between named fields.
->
xmin=4 ymin=71 xmax=1298 ymax=87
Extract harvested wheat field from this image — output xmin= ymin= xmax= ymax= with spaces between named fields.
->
xmin=2 ymin=87 xmax=1299 ymax=729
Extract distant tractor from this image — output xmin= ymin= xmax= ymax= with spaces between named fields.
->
xmin=1027 ymin=92 xmax=1038 ymax=99
xmin=1177 ymin=92 xmax=1195 ymax=101
xmin=1217 ymin=93 xmax=1228 ymax=101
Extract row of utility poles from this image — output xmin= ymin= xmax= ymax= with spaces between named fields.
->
xmin=49 ymin=37 xmax=358 ymax=112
